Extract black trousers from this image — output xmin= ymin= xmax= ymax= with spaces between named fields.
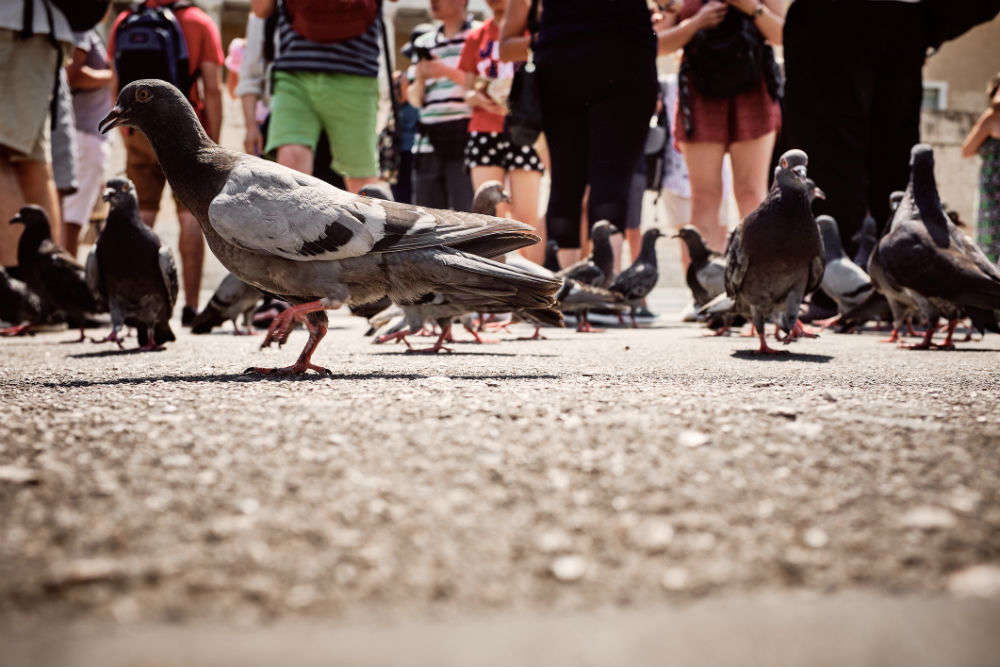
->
xmin=537 ymin=43 xmax=658 ymax=249
xmin=412 ymin=151 xmax=474 ymax=212
xmin=781 ymin=0 xmax=925 ymax=256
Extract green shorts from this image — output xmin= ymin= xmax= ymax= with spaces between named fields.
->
xmin=266 ymin=70 xmax=379 ymax=179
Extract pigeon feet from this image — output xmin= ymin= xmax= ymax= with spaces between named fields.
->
xmin=0 ymin=323 xmax=32 ymax=336
xmin=752 ymin=329 xmax=787 ymax=355
xmin=91 ymin=329 xmax=126 ymax=349
xmin=575 ymin=319 xmax=604 ymax=334
xmin=814 ymin=314 xmax=842 ymax=329
xmin=260 ymin=300 xmax=327 ymax=349
xmin=61 ymin=327 xmax=88 ymax=344
xmin=137 ymin=341 xmax=166 ymax=352
xmin=374 ymin=330 xmax=413 ymax=347
xmin=879 ymin=327 xmax=901 ymax=343
xmin=516 ymin=326 xmax=547 ymax=341
xmin=462 ymin=323 xmax=499 ymax=344
xmin=703 ymin=327 xmax=730 ymax=337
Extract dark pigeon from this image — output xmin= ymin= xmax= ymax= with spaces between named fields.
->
xmin=11 ymin=205 xmax=104 ymax=342
xmin=557 ymin=220 xmax=615 ymax=332
xmin=99 ymin=80 xmax=561 ymax=375
xmin=87 ymin=178 xmax=178 ymax=350
xmin=674 ymin=225 xmax=725 ymax=307
xmin=852 ymin=214 xmax=878 ymax=269
xmin=868 ymin=144 xmax=1000 ymax=349
xmin=471 ymin=180 xmax=510 ymax=217
xmin=0 ymin=266 xmax=41 ymax=335
xmin=543 ymin=239 xmax=561 ymax=273
xmin=610 ymin=227 xmax=665 ymax=328
xmin=190 ymin=272 xmax=263 ymax=335
xmin=724 ymin=149 xmax=824 ymax=354
xmin=816 ymin=215 xmax=875 ymax=318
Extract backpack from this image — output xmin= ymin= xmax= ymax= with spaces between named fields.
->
xmin=114 ymin=2 xmax=194 ymax=95
xmin=681 ymin=5 xmax=766 ymax=99
xmin=282 ymin=0 xmax=378 ymax=43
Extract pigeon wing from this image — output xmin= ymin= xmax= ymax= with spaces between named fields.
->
xmin=158 ymin=246 xmax=179 ymax=309
xmin=724 ymin=225 xmax=747 ymax=297
xmin=84 ymin=248 xmax=103 ymax=302
xmin=40 ymin=242 xmax=99 ymax=312
xmin=695 ymin=257 xmax=726 ymax=301
xmin=209 ymin=160 xmax=538 ymax=262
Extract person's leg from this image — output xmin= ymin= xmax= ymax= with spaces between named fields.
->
xmin=125 ymin=132 xmax=167 ymax=229
xmin=177 ymin=207 xmax=205 ymax=312
xmin=537 ymin=62 xmax=589 ymax=251
xmin=266 ymin=71 xmax=322 ymax=177
xmin=413 ymin=152 xmax=448 ymax=209
xmin=62 ymin=223 xmax=81 ymax=258
xmin=508 ymin=169 xmax=544 ymax=263
xmin=13 ymin=159 xmax=60 ymax=244
xmin=681 ymin=141 xmax=727 ymax=265
xmin=315 ymin=72 xmax=380 ymax=194
xmin=0 ymin=151 xmax=25 ymax=265
xmin=61 ymin=132 xmax=107 ymax=259
xmin=729 ymin=130 xmax=777 ymax=220
xmin=444 ymin=156 xmax=474 ymax=212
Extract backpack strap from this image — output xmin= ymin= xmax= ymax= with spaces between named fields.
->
xmin=379 ymin=1 xmax=399 ymax=135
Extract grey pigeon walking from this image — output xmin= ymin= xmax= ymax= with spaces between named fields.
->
xmin=610 ymin=228 xmax=665 ymax=328
xmin=674 ymin=225 xmax=725 ymax=307
xmin=816 ymin=215 xmax=875 ymax=320
xmin=99 ymin=80 xmax=560 ymax=374
xmin=852 ymin=214 xmax=879 ymax=269
xmin=11 ymin=206 xmax=104 ymax=342
xmin=88 ymin=178 xmax=178 ymax=350
xmin=868 ymin=144 xmax=1000 ymax=349
xmin=724 ymin=149 xmax=824 ymax=353
xmin=190 ymin=272 xmax=263 ymax=335
xmin=0 ymin=266 xmax=41 ymax=336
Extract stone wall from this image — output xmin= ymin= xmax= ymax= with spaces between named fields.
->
xmin=921 ymin=110 xmax=981 ymax=232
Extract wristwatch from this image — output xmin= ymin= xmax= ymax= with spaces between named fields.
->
xmin=752 ymin=3 xmax=765 ymax=17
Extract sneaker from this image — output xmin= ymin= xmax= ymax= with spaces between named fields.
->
xmin=679 ymin=301 xmax=698 ymax=322
xmin=634 ymin=305 xmax=658 ymax=320
xmin=181 ymin=305 xmax=196 ymax=326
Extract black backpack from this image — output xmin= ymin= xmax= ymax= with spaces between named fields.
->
xmin=114 ymin=1 xmax=194 ymax=95
xmin=681 ymin=4 xmax=767 ymax=99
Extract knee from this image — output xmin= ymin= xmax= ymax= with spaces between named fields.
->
xmin=690 ymin=184 xmax=723 ymax=210
xmin=733 ymin=179 xmax=766 ymax=209
xmin=277 ymin=144 xmax=312 ymax=171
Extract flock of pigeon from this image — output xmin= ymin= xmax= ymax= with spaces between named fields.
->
xmin=2 ymin=79 xmax=999 ymax=373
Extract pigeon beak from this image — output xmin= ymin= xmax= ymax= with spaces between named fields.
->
xmin=813 ymin=186 xmax=826 ymax=200
xmin=792 ymin=165 xmax=808 ymax=178
xmin=102 ymin=187 xmax=115 ymax=202
xmin=9 ymin=213 xmax=24 ymax=225
xmin=98 ymin=106 xmax=126 ymax=135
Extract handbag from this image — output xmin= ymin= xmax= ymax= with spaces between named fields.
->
xmin=681 ymin=4 xmax=764 ymax=99
xmin=503 ymin=0 xmax=542 ymax=147
xmin=376 ymin=4 xmax=401 ymax=185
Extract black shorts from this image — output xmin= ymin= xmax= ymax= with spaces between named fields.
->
xmin=465 ymin=131 xmax=544 ymax=172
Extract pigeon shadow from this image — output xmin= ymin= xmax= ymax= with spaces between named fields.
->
xmin=730 ymin=350 xmax=833 ymax=363
xmin=35 ymin=370 xmax=559 ymax=388
xmin=370 ymin=350 xmax=558 ymax=358
xmin=68 ymin=347 xmax=166 ymax=358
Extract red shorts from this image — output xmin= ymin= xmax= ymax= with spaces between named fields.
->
xmin=676 ymin=80 xmax=781 ymax=147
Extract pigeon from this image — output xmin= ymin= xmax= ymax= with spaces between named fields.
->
xmin=724 ymin=149 xmax=824 ymax=353
xmin=87 ymin=178 xmax=178 ymax=350
xmin=99 ymin=80 xmax=561 ymax=375
xmin=852 ymin=214 xmax=879 ymax=269
xmin=11 ymin=205 xmax=104 ymax=342
xmin=557 ymin=220 xmax=614 ymax=331
xmin=889 ymin=191 xmax=905 ymax=214
xmin=610 ymin=227 xmax=665 ymax=328
xmin=0 ymin=266 xmax=41 ymax=335
xmin=359 ymin=182 xmax=394 ymax=202
xmin=674 ymin=225 xmax=725 ymax=308
xmin=543 ymin=239 xmax=561 ymax=273
xmin=868 ymin=144 xmax=1000 ymax=349
xmin=190 ymin=272 xmax=263 ymax=335
xmin=471 ymin=180 xmax=511 ymax=217
xmin=815 ymin=215 xmax=875 ymax=323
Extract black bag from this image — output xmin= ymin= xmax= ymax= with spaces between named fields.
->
xmin=503 ymin=0 xmax=542 ymax=147
xmin=682 ymin=5 xmax=765 ymax=99
xmin=49 ymin=0 xmax=112 ymax=32
xmin=643 ymin=100 xmax=668 ymax=192
xmin=113 ymin=2 xmax=194 ymax=94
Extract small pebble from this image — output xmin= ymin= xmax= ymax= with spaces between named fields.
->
xmin=677 ymin=430 xmax=709 ymax=448
xmin=550 ymin=555 xmax=587 ymax=582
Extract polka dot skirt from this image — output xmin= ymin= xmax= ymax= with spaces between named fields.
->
xmin=465 ymin=132 xmax=544 ymax=173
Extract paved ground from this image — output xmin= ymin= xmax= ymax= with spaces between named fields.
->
xmin=1 ymin=288 xmax=999 ymax=665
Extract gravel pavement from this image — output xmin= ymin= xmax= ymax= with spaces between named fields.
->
xmin=2 ymin=288 xmax=999 ymax=665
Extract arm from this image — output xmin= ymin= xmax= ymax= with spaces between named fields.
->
xmin=656 ymin=2 xmax=726 ymax=54
xmin=408 ymin=67 xmax=426 ymax=108
xmin=201 ymin=61 xmax=224 ymax=143
xmin=241 ymin=93 xmax=263 ymax=154
xmin=726 ymin=0 xmax=784 ymax=45
xmin=499 ymin=0 xmax=530 ymax=62
xmin=961 ymin=108 xmax=999 ymax=158
xmin=66 ymin=47 xmax=113 ymax=90
xmin=251 ymin=0 xmax=275 ymax=19
xmin=417 ymin=59 xmax=467 ymax=88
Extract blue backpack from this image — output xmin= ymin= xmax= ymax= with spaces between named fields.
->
xmin=114 ymin=2 xmax=194 ymax=95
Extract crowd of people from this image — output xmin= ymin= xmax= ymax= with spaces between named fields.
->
xmin=1 ymin=0 xmax=998 ymax=329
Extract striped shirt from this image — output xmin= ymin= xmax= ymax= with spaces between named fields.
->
xmin=273 ymin=1 xmax=380 ymax=78
xmin=413 ymin=19 xmax=478 ymax=154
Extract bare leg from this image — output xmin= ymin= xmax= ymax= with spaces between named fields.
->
xmin=509 ymin=169 xmax=544 ymax=264
xmin=62 ymin=222 xmax=82 ymax=259
xmin=679 ymin=141 xmax=727 ymax=270
xmin=277 ymin=144 xmax=314 ymax=175
xmin=729 ymin=131 xmax=776 ymax=221
xmin=345 ymin=176 xmax=379 ymax=194
xmin=178 ymin=210 xmax=204 ymax=311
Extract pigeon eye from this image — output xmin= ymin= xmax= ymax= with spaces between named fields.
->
xmin=136 ymin=88 xmax=152 ymax=103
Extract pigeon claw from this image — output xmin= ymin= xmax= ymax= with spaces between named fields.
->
xmin=0 ymin=323 xmax=33 ymax=336
xmin=91 ymin=330 xmax=126 ymax=349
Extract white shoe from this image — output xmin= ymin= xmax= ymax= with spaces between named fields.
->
xmin=679 ymin=301 xmax=698 ymax=322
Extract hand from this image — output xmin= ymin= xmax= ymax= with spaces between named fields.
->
xmin=725 ymin=0 xmax=761 ymax=16
xmin=417 ymin=58 xmax=447 ymax=79
xmin=466 ymin=90 xmax=506 ymax=116
xmin=694 ymin=1 xmax=727 ymax=29
xmin=244 ymin=123 xmax=263 ymax=156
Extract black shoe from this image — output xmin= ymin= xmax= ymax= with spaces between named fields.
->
xmin=182 ymin=305 xmax=196 ymax=326
xmin=634 ymin=306 xmax=658 ymax=319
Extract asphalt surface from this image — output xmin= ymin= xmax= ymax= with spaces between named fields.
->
xmin=2 ymin=288 xmax=999 ymax=665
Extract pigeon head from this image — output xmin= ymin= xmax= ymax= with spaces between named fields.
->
xmin=359 ymin=183 xmax=393 ymax=202
xmin=672 ymin=225 xmax=710 ymax=258
xmin=591 ymin=220 xmax=613 ymax=241
xmin=102 ymin=177 xmax=138 ymax=208
xmin=99 ymin=79 xmax=207 ymax=145
xmin=805 ymin=178 xmax=825 ymax=203
xmin=10 ymin=205 xmax=52 ymax=262
xmin=908 ymin=143 xmax=943 ymax=215
xmin=816 ymin=215 xmax=845 ymax=260
xmin=778 ymin=149 xmax=808 ymax=174
xmin=853 ymin=215 xmax=877 ymax=244
xmin=471 ymin=180 xmax=510 ymax=216
xmin=774 ymin=161 xmax=809 ymax=192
